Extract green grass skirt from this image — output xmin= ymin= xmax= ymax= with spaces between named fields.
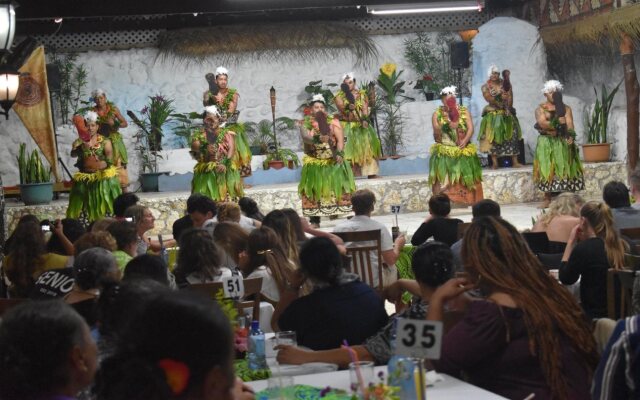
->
xmin=342 ymin=122 xmax=381 ymax=166
xmin=108 ymin=131 xmax=128 ymax=164
xmin=228 ymin=123 xmax=252 ymax=168
xmin=533 ymin=135 xmax=583 ymax=184
xmin=66 ymin=167 xmax=122 ymax=222
xmin=192 ymin=163 xmax=243 ymax=201
xmin=428 ymin=143 xmax=483 ymax=189
xmin=479 ymin=111 xmax=521 ymax=146
xmin=298 ymin=157 xmax=356 ymax=203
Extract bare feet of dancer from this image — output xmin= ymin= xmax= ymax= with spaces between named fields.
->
xmin=511 ymin=155 xmax=523 ymax=168
xmin=491 ymin=155 xmax=498 ymax=170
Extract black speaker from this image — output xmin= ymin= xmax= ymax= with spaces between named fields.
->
xmin=450 ymin=42 xmax=470 ymax=69
xmin=46 ymin=64 xmax=61 ymax=93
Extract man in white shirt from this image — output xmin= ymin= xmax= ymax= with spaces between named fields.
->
xmin=334 ymin=189 xmax=406 ymax=288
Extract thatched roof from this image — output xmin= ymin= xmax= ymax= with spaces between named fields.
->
xmin=157 ymin=21 xmax=378 ymax=68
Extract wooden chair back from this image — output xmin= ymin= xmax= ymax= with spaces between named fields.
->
xmin=456 ymin=223 xmax=471 ymax=240
xmin=621 ymin=227 xmax=640 ymax=241
xmin=521 ymin=231 xmax=550 ymax=254
xmin=625 ymin=253 xmax=640 ymax=271
xmin=0 ymin=298 xmax=27 ymax=317
xmin=607 ymin=269 xmax=636 ymax=320
xmin=333 ymin=229 xmax=384 ymax=291
xmin=188 ymin=277 xmax=263 ymax=321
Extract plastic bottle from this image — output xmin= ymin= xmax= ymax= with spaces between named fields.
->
xmin=247 ymin=320 xmax=267 ymax=370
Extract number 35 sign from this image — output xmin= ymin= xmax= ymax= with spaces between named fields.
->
xmin=396 ymin=319 xmax=443 ymax=359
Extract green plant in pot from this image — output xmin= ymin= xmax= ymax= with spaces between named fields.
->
xmin=582 ymin=82 xmax=621 ymax=163
xmin=376 ymin=63 xmax=414 ymax=157
xmin=249 ymin=116 xmax=300 ymax=170
xmin=17 ymin=143 xmax=53 ymax=205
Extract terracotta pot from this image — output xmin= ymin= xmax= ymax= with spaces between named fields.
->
xmin=582 ymin=143 xmax=610 ymax=163
xmin=268 ymin=160 xmax=285 ymax=170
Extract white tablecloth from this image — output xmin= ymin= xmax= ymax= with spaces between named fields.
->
xmin=244 ymin=301 xmax=275 ymax=333
xmin=247 ymin=366 xmax=507 ymax=399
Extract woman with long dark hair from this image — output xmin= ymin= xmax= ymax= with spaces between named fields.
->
xmin=174 ymin=228 xmax=231 ymax=287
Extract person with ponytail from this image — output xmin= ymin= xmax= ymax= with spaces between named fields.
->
xmin=560 ymin=201 xmax=628 ymax=318
xmin=273 ymin=237 xmax=387 ymax=350
xmin=95 ymin=291 xmax=254 ymax=400
xmin=429 ymin=86 xmax=483 ymax=205
xmin=428 ymin=217 xmax=598 ymax=400
xmin=0 ymin=301 xmax=98 ymax=400
xmin=334 ymin=72 xmax=381 ymax=177
xmin=240 ymin=226 xmax=295 ymax=304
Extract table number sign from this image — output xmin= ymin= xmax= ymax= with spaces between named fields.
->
xmin=223 ymin=275 xmax=245 ymax=299
xmin=396 ymin=319 xmax=443 ymax=359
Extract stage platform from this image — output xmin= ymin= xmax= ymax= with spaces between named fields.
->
xmin=4 ymin=161 xmax=627 ymax=236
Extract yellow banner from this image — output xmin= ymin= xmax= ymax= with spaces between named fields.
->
xmin=13 ymin=46 xmax=59 ymax=181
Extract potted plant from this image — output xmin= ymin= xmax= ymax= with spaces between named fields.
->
xmin=248 ymin=117 xmax=300 ymax=170
xmin=582 ymin=82 xmax=621 ymax=162
xmin=172 ymin=111 xmax=203 ymax=149
xmin=244 ymin=119 xmax=272 ymax=156
xmin=127 ymin=94 xmax=175 ymax=192
xmin=17 ymin=143 xmax=53 ymax=205
xmin=376 ymin=63 xmax=414 ymax=158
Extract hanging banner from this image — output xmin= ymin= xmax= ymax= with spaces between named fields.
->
xmin=13 ymin=46 xmax=59 ymax=181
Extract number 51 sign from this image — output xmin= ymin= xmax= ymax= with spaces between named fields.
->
xmin=396 ymin=319 xmax=443 ymax=359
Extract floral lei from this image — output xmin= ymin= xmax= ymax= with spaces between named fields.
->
xmin=192 ymin=127 xmax=231 ymax=161
xmin=336 ymin=89 xmax=366 ymax=113
xmin=437 ymin=105 xmax=467 ymax=142
xmin=303 ymin=115 xmax=335 ymax=144
xmin=211 ymin=88 xmax=237 ymax=115
xmin=80 ymin=135 xmax=106 ymax=159
xmin=94 ymin=101 xmax=120 ymax=130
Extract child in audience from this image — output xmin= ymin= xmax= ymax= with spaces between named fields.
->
xmin=411 ymin=193 xmax=463 ymax=247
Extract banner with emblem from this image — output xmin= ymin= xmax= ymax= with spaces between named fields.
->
xmin=13 ymin=46 xmax=59 ymax=181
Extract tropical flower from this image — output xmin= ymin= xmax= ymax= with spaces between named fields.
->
xmin=380 ymin=63 xmax=396 ymax=78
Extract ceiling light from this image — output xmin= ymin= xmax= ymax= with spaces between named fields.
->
xmin=0 ymin=3 xmax=15 ymax=51
xmin=367 ymin=1 xmax=483 ymax=15
xmin=54 ymin=17 xmax=63 ymax=24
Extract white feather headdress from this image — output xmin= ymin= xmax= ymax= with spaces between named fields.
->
xmin=215 ymin=66 xmax=229 ymax=77
xmin=440 ymin=86 xmax=457 ymax=96
xmin=542 ymin=80 xmax=563 ymax=94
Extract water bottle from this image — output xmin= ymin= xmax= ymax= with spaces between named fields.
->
xmin=158 ymin=235 xmax=169 ymax=265
xmin=387 ymin=321 xmax=425 ymax=400
xmin=247 ymin=320 xmax=267 ymax=370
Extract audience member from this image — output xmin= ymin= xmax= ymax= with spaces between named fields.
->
xmin=411 ymin=193 xmax=463 ymax=247
xmin=263 ymin=209 xmax=300 ymax=262
xmin=239 ymin=196 xmax=264 ymax=221
xmin=172 ymin=193 xmax=211 ymax=241
xmin=174 ymin=228 xmax=233 ymax=287
xmin=216 ymin=201 xmax=260 ymax=231
xmin=94 ymin=291 xmax=254 ymax=400
xmin=0 ymin=301 xmax=98 ymax=400
xmin=560 ymin=201 xmax=628 ymax=318
xmin=334 ymin=189 xmax=405 ymax=288
xmin=532 ymin=192 xmax=583 ymax=252
xmin=113 ymin=192 xmax=139 ymax=219
xmin=282 ymin=208 xmax=346 ymax=251
xmin=124 ymin=205 xmax=175 ymax=255
xmin=90 ymin=217 xmax=117 ymax=233
xmin=4 ymin=221 xmax=70 ymax=297
xmin=186 ymin=194 xmax=217 ymax=229
xmin=4 ymin=214 xmax=39 ymax=253
xmin=47 ymin=218 xmax=86 ymax=256
xmin=123 ymin=254 xmax=171 ymax=286
xmin=273 ymin=237 xmax=388 ymax=350
xmin=74 ymin=231 xmax=117 ymax=255
xmin=241 ymin=227 xmax=295 ymax=303
xmin=276 ymin=241 xmax=453 ymax=366
xmin=603 ymin=180 xmax=640 ymax=230
xmin=429 ymin=217 xmax=598 ymax=399
xmin=106 ymin=220 xmax=138 ymax=271
xmin=451 ymin=199 xmax=501 ymax=272
xmin=212 ymin=222 xmax=249 ymax=271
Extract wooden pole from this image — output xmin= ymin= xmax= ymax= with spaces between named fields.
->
xmin=621 ymin=34 xmax=640 ymax=172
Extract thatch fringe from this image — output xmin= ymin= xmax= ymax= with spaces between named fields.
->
xmin=157 ymin=21 xmax=379 ymax=68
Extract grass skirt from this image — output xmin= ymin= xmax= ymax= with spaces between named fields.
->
xmin=342 ymin=122 xmax=381 ymax=175
xmin=66 ymin=166 xmax=122 ymax=222
xmin=533 ymin=135 xmax=584 ymax=192
xmin=108 ymin=131 xmax=128 ymax=165
xmin=299 ymin=156 xmax=355 ymax=217
xmin=428 ymin=143 xmax=483 ymax=189
xmin=478 ymin=111 xmax=522 ymax=155
xmin=192 ymin=162 xmax=244 ymax=201
xmin=228 ymin=123 xmax=252 ymax=177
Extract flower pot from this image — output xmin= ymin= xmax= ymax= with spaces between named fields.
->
xmin=268 ymin=160 xmax=285 ymax=170
xmin=141 ymin=172 xmax=169 ymax=192
xmin=582 ymin=143 xmax=610 ymax=163
xmin=424 ymin=92 xmax=435 ymax=101
xmin=20 ymin=182 xmax=53 ymax=205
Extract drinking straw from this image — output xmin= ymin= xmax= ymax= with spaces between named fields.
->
xmin=342 ymin=340 xmax=366 ymax=396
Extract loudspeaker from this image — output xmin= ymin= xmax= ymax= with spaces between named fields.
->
xmin=450 ymin=42 xmax=470 ymax=69
xmin=46 ymin=64 xmax=61 ymax=93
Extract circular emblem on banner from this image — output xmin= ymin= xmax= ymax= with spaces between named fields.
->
xmin=16 ymin=74 xmax=43 ymax=107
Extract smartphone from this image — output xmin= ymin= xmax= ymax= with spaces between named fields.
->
xmin=41 ymin=225 xmax=50 ymax=232
xmin=125 ymin=217 xmax=134 ymax=222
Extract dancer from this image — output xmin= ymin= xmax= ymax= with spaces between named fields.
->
xmin=67 ymin=111 xmax=122 ymax=222
xmin=478 ymin=65 xmax=522 ymax=169
xmin=334 ymin=72 xmax=381 ymax=177
xmin=429 ymin=86 xmax=483 ymax=205
xmin=533 ymin=80 xmax=584 ymax=208
xmin=298 ymin=94 xmax=355 ymax=224
xmin=203 ymin=67 xmax=252 ymax=177
xmin=190 ymin=105 xmax=243 ymax=201
xmin=91 ymin=89 xmax=130 ymax=190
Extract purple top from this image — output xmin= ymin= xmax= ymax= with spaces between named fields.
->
xmin=434 ymin=300 xmax=592 ymax=399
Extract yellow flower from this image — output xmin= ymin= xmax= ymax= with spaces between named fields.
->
xmin=380 ymin=63 xmax=396 ymax=77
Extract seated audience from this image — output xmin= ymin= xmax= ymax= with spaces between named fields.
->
xmin=241 ymin=227 xmax=295 ymax=303
xmin=65 ymin=247 xmax=121 ymax=327
xmin=276 ymin=241 xmax=453 ymax=366
xmin=74 ymin=231 xmax=117 ymax=255
xmin=334 ymin=189 xmax=405 ymax=288
xmin=603 ymin=180 xmax=640 ymax=230
xmin=90 ymin=217 xmax=117 ymax=233
xmin=217 ymin=201 xmax=260 ymax=231
xmin=213 ymin=222 xmax=249 ymax=271
xmin=4 ymin=221 xmax=70 ymax=297
xmin=94 ymin=291 xmax=254 ymax=400
xmin=47 ymin=218 xmax=86 ymax=256
xmin=174 ymin=228 xmax=233 ymax=287
xmin=4 ymin=213 xmax=39 ymax=253
xmin=282 ymin=208 xmax=345 ymax=251
xmin=273 ymin=237 xmax=388 ymax=350
xmin=106 ymin=220 xmax=138 ymax=271
xmin=560 ymin=201 xmax=628 ymax=318
xmin=172 ymin=193 xmax=215 ymax=241
xmin=124 ymin=205 xmax=175 ymax=255
xmin=0 ymin=301 xmax=98 ymax=400
xmin=263 ymin=209 xmax=300 ymax=262
xmin=123 ymin=254 xmax=171 ymax=287
xmin=451 ymin=199 xmax=501 ymax=272
xmin=429 ymin=217 xmax=598 ymax=400
xmin=411 ymin=193 xmax=463 ymax=247
xmin=532 ymin=192 xmax=583 ymax=252
xmin=239 ymin=196 xmax=264 ymax=221
xmin=113 ymin=192 xmax=139 ymax=220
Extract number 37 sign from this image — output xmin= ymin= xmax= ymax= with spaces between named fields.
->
xmin=396 ymin=319 xmax=443 ymax=359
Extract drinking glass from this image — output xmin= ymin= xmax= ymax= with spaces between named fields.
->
xmin=349 ymin=361 xmax=375 ymax=396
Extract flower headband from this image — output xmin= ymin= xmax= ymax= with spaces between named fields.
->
xmin=542 ymin=80 xmax=563 ymax=94
xmin=341 ymin=72 xmax=355 ymax=81
xmin=310 ymin=94 xmax=325 ymax=105
xmin=158 ymin=358 xmax=190 ymax=395
xmin=440 ymin=86 xmax=457 ymax=96
xmin=84 ymin=111 xmax=99 ymax=123
xmin=91 ymin=88 xmax=106 ymax=98
xmin=204 ymin=105 xmax=221 ymax=118
xmin=487 ymin=64 xmax=500 ymax=77
xmin=215 ymin=66 xmax=229 ymax=78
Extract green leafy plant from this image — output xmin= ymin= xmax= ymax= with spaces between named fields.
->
xmin=585 ymin=82 xmax=621 ymax=144
xmin=377 ymin=63 xmax=414 ymax=156
xmin=300 ymin=80 xmax=338 ymax=114
xmin=17 ymin=143 xmax=51 ymax=184
xmin=50 ymin=52 xmax=89 ymax=124
xmin=247 ymin=117 xmax=301 ymax=167
xmin=172 ymin=111 xmax=203 ymax=148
